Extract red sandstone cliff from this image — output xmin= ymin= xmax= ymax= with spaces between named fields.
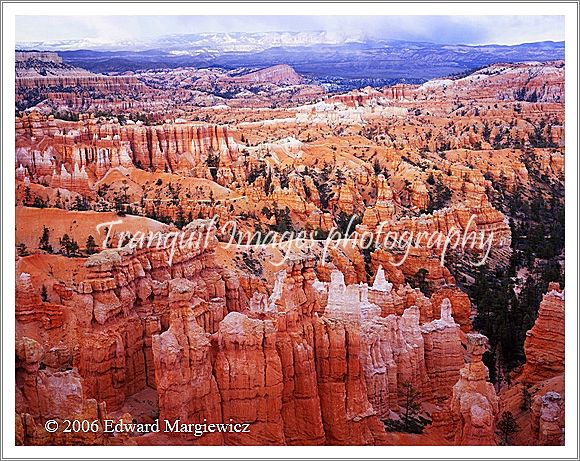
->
xmin=497 ymin=283 xmax=565 ymax=446
xmin=521 ymin=283 xmax=565 ymax=384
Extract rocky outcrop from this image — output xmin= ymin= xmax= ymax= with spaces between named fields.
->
xmin=313 ymin=317 xmax=388 ymax=445
xmin=50 ymin=163 xmax=92 ymax=195
xmin=492 ymin=284 xmax=566 ymax=446
xmin=530 ymin=391 xmax=564 ymax=446
xmin=410 ymin=180 xmax=429 ymax=210
xmin=16 ymin=51 xmax=145 ymax=93
xmin=421 ymin=299 xmax=465 ymax=402
xmin=430 ymin=286 xmax=472 ymax=332
xmin=215 ymin=312 xmax=285 ymax=444
xmin=361 ymin=306 xmax=431 ymax=418
xmin=268 ymin=262 xmax=326 ymax=445
xmin=16 ymin=72 xmax=144 ymax=91
xmin=415 ymin=62 xmax=564 ymax=103
xmin=368 ymin=274 xmax=434 ymax=323
xmin=321 ymin=270 xmax=380 ymax=321
xmin=15 ymin=337 xmax=109 ymax=446
xmin=328 ymin=176 xmax=365 ymax=216
xmin=366 ymin=202 xmax=511 ymax=250
xmin=522 ymin=283 xmax=565 ymax=383
xmin=362 ymin=174 xmax=397 ymax=228
xmin=16 ymin=51 xmax=63 ymax=64
xmin=15 ymin=235 xmax=500 ymax=447
xmin=15 ymin=272 xmax=66 ymax=336
xmin=19 ymin=222 xmax=230 ymax=409
xmin=315 ymin=270 xmax=468 ymax=430
xmin=15 ymin=113 xmax=240 ymax=182
xmin=77 ymin=315 xmax=147 ymax=410
xmin=220 ymin=64 xmax=304 ymax=86
xmin=450 ymin=333 xmax=498 ymax=445
xmin=152 ymin=306 xmax=223 ymax=444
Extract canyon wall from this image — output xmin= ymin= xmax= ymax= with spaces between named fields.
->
xmin=16 ymin=112 xmax=239 ymax=175
xmin=16 ymin=228 xmax=499 ymax=445
xmin=497 ymin=283 xmax=565 ymax=446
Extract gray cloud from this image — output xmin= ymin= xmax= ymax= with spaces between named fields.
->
xmin=16 ymin=15 xmax=565 ymax=46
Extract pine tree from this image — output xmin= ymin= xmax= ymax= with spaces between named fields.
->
xmin=410 ymin=268 xmax=430 ymax=296
xmin=372 ymin=158 xmax=382 ymax=176
xmin=24 ymin=186 xmax=32 ymax=205
xmin=520 ymin=384 xmax=532 ymax=412
xmin=175 ymin=206 xmax=186 ymax=229
xmin=497 ymin=411 xmax=519 ymax=445
xmin=17 ymin=243 xmax=29 ymax=257
xmin=86 ymin=235 xmax=97 ymax=255
xmin=54 ymin=190 xmax=63 ymax=209
xmin=402 ymin=382 xmax=422 ymax=432
xmin=273 ymin=206 xmax=294 ymax=233
xmin=39 ymin=226 xmax=53 ymax=253
xmin=205 ymin=150 xmax=220 ymax=181
xmin=482 ymin=121 xmax=492 ymax=142
xmin=33 ymin=196 xmax=46 ymax=208
xmin=73 ymin=195 xmax=90 ymax=211
xmin=60 ymin=234 xmax=79 ymax=257
xmin=40 ymin=285 xmax=48 ymax=302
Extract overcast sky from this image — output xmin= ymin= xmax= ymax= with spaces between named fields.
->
xmin=16 ymin=15 xmax=564 ymax=46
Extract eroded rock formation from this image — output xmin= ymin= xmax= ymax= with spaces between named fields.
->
xmin=522 ymin=283 xmax=565 ymax=383
xmin=14 ymin=56 xmax=565 ymax=447
xmin=450 ymin=333 xmax=498 ymax=445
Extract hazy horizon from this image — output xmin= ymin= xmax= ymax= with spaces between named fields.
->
xmin=16 ymin=15 xmax=565 ymax=49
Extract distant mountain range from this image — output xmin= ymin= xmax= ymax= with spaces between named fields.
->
xmin=17 ymin=31 xmax=395 ymax=53
xmin=17 ymin=31 xmax=565 ymax=84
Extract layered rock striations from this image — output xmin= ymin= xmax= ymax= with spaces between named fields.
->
xmin=530 ymin=391 xmax=564 ymax=446
xmin=495 ymin=283 xmax=565 ymax=446
xmin=16 ymin=222 xmax=232 ymax=444
xmin=16 ymin=113 xmax=240 ymax=183
xmin=420 ymin=299 xmax=465 ymax=402
xmin=152 ymin=304 xmax=224 ymax=444
xmin=14 ymin=58 xmax=564 ymax=447
xmin=522 ymin=283 xmax=565 ymax=384
xmin=215 ymin=312 xmax=286 ymax=445
xmin=450 ymin=333 xmax=499 ymax=445
xmin=361 ymin=306 xmax=431 ymax=418
xmin=17 ymin=237 xmax=480 ymax=446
